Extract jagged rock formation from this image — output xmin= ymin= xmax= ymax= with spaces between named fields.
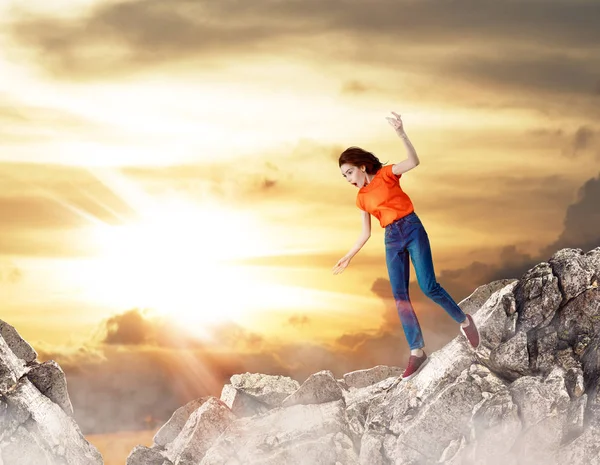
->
xmin=0 ymin=321 xmax=103 ymax=465
xmin=127 ymin=247 xmax=600 ymax=465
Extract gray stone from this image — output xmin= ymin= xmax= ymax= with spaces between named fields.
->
xmin=0 ymin=320 xmax=37 ymax=363
xmin=220 ymin=383 xmax=269 ymax=418
xmin=558 ymin=419 xmax=600 ymax=465
xmin=282 ymin=370 xmax=343 ymax=407
xmin=358 ymin=432 xmax=385 ymax=465
xmin=585 ymin=246 xmax=600 ymax=282
xmin=488 ymin=331 xmax=530 ymax=380
xmin=199 ymin=400 xmax=353 ymax=465
xmin=472 ymin=282 xmax=518 ymax=352
xmin=556 ymin=288 xmax=600 ymax=345
xmin=342 ymin=365 xmax=402 ymax=389
xmin=127 ymin=445 xmax=172 ymax=465
xmin=471 ymin=388 xmax=522 ymax=464
xmin=3 ymin=377 xmax=103 ymax=464
xmin=153 ymin=397 xmax=208 ymax=447
xmin=26 ymin=360 xmax=74 ymax=416
xmin=514 ymin=262 xmax=562 ymax=333
xmin=0 ymin=332 xmax=26 ymax=392
xmin=389 ymin=368 xmax=483 ymax=463
xmin=230 ymin=373 xmax=300 ymax=407
xmin=549 ymin=248 xmax=595 ymax=302
xmin=458 ymin=279 xmax=518 ymax=316
xmin=163 ymin=397 xmax=235 ymax=465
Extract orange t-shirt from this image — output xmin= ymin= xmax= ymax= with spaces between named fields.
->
xmin=356 ymin=164 xmax=414 ymax=228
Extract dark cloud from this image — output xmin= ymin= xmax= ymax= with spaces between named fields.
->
xmin=103 ymin=309 xmax=156 ymax=345
xmin=96 ymin=308 xmax=266 ymax=352
xmin=541 ymin=173 xmax=600 ymax=255
xmin=441 ymin=174 xmax=600 ymax=286
xmin=6 ymin=0 xmax=600 ymax=111
xmin=287 ymin=314 xmax=310 ymax=327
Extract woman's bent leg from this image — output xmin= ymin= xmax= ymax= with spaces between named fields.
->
xmin=406 ymin=223 xmax=467 ymax=324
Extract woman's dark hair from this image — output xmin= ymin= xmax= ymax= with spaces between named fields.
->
xmin=338 ymin=147 xmax=386 ymax=174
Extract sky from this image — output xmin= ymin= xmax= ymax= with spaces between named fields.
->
xmin=1 ymin=0 xmax=599 ymax=462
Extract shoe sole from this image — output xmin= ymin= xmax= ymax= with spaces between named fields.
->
xmin=401 ymin=357 xmax=429 ymax=381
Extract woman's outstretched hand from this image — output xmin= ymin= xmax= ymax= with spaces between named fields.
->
xmin=332 ymin=255 xmax=352 ymax=275
xmin=385 ymin=111 xmax=404 ymax=134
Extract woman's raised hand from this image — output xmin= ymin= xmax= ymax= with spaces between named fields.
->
xmin=385 ymin=111 xmax=404 ymax=133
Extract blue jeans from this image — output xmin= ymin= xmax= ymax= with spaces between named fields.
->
xmin=385 ymin=212 xmax=466 ymax=350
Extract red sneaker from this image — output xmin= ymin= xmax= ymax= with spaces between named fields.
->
xmin=401 ymin=352 xmax=428 ymax=380
xmin=460 ymin=314 xmax=480 ymax=349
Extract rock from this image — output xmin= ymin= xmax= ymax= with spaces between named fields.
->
xmin=549 ymin=248 xmax=595 ymax=302
xmin=581 ymin=336 xmax=600 ymax=416
xmin=26 ymin=360 xmax=74 ymax=416
xmin=153 ymin=397 xmax=208 ymax=447
xmin=342 ymin=365 xmax=402 ymax=389
xmin=388 ymin=367 xmax=484 ymax=463
xmin=514 ymin=262 xmax=562 ymax=333
xmin=585 ymin=246 xmax=600 ymax=281
xmin=358 ymin=432 xmax=385 ymax=465
xmin=0 ymin=320 xmax=37 ymax=363
xmin=344 ymin=377 xmax=400 ymax=439
xmin=229 ymin=372 xmax=300 ymax=407
xmin=470 ymin=388 xmax=522 ymax=463
xmin=556 ymin=288 xmax=600 ymax=345
xmin=199 ymin=400 xmax=356 ymax=465
xmin=163 ymin=397 xmax=235 ymax=465
xmin=123 ymin=246 xmax=600 ymax=465
xmin=488 ymin=330 xmax=530 ymax=380
xmin=1 ymin=426 xmax=54 ymax=465
xmin=2 ymin=377 xmax=103 ymax=464
xmin=558 ymin=418 xmax=600 ymax=465
xmin=563 ymin=394 xmax=587 ymax=441
xmin=509 ymin=370 xmax=570 ymax=430
xmin=0 ymin=325 xmax=103 ymax=465
xmin=127 ymin=445 xmax=172 ymax=465
xmin=220 ymin=383 xmax=269 ymax=418
xmin=458 ymin=279 xmax=518 ymax=316
xmin=532 ymin=328 xmax=559 ymax=373
xmin=471 ymin=282 xmax=518 ymax=352
xmin=0 ymin=330 xmax=26 ymax=392
xmin=282 ymin=370 xmax=343 ymax=407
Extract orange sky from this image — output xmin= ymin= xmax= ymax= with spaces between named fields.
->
xmin=1 ymin=0 xmax=599 ymax=461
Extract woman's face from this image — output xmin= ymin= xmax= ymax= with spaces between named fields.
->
xmin=340 ymin=163 xmax=367 ymax=188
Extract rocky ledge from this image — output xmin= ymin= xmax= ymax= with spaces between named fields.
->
xmin=0 ymin=321 xmax=103 ymax=464
xmin=125 ymin=246 xmax=600 ymax=465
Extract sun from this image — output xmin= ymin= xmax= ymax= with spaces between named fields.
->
xmin=82 ymin=198 xmax=274 ymax=327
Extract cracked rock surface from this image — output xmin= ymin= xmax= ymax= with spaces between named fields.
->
xmin=124 ymin=246 xmax=600 ymax=465
xmin=0 ymin=320 xmax=103 ymax=465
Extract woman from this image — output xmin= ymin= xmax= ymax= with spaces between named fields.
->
xmin=333 ymin=111 xmax=479 ymax=380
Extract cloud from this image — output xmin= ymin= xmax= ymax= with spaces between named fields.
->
xmin=0 ymin=259 xmax=23 ymax=283
xmin=6 ymin=0 xmax=600 ymax=113
xmin=440 ymin=173 xmax=600 ymax=286
xmin=287 ymin=315 xmax=311 ymax=327
xmin=541 ymin=173 xmax=600 ymax=255
xmin=0 ymin=96 xmax=135 ymax=147
xmin=0 ymin=162 xmax=141 ymax=256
